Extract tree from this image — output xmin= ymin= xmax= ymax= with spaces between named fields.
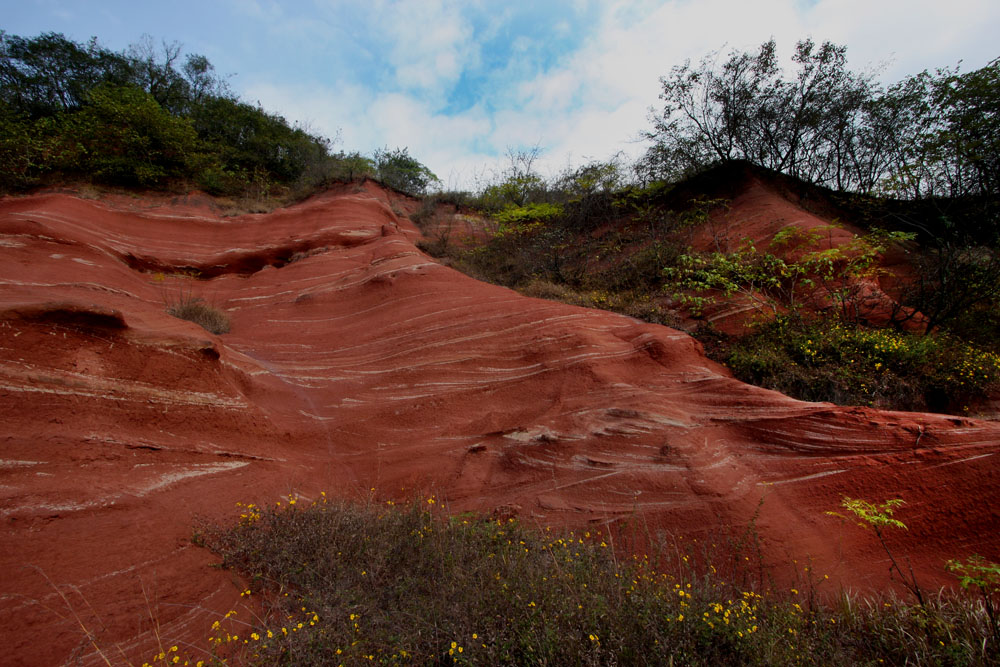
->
xmin=0 ymin=31 xmax=133 ymax=117
xmin=645 ymin=38 xmax=1000 ymax=212
xmin=126 ymin=35 xmax=190 ymax=113
xmin=556 ymin=155 xmax=627 ymax=198
xmin=644 ymin=39 xmax=882 ymax=192
xmin=372 ymin=147 xmax=439 ymax=194
xmin=182 ymin=54 xmax=230 ymax=105
xmin=893 ymin=58 xmax=1000 ymax=204
xmin=0 ymin=30 xmax=436 ymax=199
xmin=479 ymin=146 xmax=548 ymax=209
xmin=69 ymin=84 xmax=198 ymax=186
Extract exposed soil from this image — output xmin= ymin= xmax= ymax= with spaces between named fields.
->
xmin=1 ymin=181 xmax=999 ymax=665
xmin=679 ymin=173 xmax=925 ymax=334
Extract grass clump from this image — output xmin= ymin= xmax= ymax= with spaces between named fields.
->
xmin=166 ymin=295 xmax=230 ymax=334
xmin=194 ymin=496 xmax=999 ymax=666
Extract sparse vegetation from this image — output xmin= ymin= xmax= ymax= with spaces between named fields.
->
xmin=172 ymin=495 xmax=1000 ymax=666
xmin=166 ymin=294 xmax=230 ymax=334
xmin=424 ymin=126 xmax=1000 ymax=416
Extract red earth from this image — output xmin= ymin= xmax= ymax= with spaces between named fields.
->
xmin=1 ymin=181 xmax=999 ymax=665
xmin=682 ymin=174 xmax=927 ymax=334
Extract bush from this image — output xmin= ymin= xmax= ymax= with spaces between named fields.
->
xmin=69 ymin=84 xmax=199 ymax=186
xmin=166 ymin=295 xmax=230 ymax=334
xmin=372 ymin=146 xmax=439 ymax=195
xmin=187 ymin=496 xmax=1000 ymax=666
xmin=720 ymin=317 xmax=1000 ymax=412
xmin=0 ymin=30 xmax=402 ymax=199
xmin=492 ymin=202 xmax=563 ymax=228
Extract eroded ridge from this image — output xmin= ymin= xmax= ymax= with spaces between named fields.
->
xmin=1 ymin=183 xmax=999 ymax=665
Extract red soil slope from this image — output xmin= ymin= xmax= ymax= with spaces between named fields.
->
xmin=683 ymin=175 xmax=924 ymax=333
xmin=2 ymin=183 xmax=999 ymax=665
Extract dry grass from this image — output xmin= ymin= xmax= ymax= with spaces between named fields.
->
xmin=165 ymin=295 xmax=230 ymax=334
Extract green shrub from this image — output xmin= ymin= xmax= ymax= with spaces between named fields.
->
xmin=720 ymin=317 xmax=1000 ymax=412
xmin=195 ymin=165 xmax=247 ymax=196
xmin=492 ymin=202 xmax=564 ymax=229
xmin=190 ymin=496 xmax=1000 ymax=666
xmin=70 ymin=84 xmax=199 ymax=186
xmin=0 ymin=30 xmax=396 ymax=198
xmin=372 ymin=146 xmax=439 ymax=195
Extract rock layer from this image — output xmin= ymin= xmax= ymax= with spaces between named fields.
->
xmin=1 ymin=183 xmax=998 ymax=665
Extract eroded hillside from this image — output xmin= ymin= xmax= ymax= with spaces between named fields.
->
xmin=2 ymin=182 xmax=999 ymax=665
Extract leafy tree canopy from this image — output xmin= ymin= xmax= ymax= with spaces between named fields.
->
xmin=643 ymin=39 xmax=1000 ymax=210
xmin=0 ymin=30 xmax=435 ymax=200
xmin=373 ymin=147 xmax=440 ymax=195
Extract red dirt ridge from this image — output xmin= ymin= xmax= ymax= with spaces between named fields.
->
xmin=682 ymin=174 xmax=926 ymax=333
xmin=1 ymin=182 xmax=999 ymax=665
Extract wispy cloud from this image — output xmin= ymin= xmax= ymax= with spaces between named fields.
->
xmin=9 ymin=0 xmax=998 ymax=188
xmin=375 ymin=0 xmax=479 ymax=97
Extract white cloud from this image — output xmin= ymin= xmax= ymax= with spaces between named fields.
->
xmin=805 ymin=0 xmax=1000 ymax=79
xmin=240 ymin=0 xmax=1000 ymax=189
xmin=372 ymin=0 xmax=480 ymax=99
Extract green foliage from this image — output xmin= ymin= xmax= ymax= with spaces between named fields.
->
xmin=328 ymin=151 xmax=376 ymax=181
xmin=831 ymin=497 xmax=908 ymax=531
xmin=947 ymin=555 xmax=1000 ymax=645
xmin=882 ymin=58 xmax=1000 ymax=203
xmin=555 ymin=156 xmax=627 ymax=198
xmin=189 ymin=96 xmax=331 ymax=189
xmin=0 ymin=31 xmax=134 ymax=116
xmin=664 ymin=225 xmax=913 ymax=319
xmin=828 ymin=496 xmax=927 ymax=608
xmin=477 ymin=146 xmax=549 ymax=210
xmin=675 ymin=196 xmax=730 ymax=233
xmin=480 ymin=174 xmax=547 ymax=209
xmin=721 ymin=317 xmax=1000 ymax=412
xmin=0 ymin=30 xmax=430 ymax=199
xmin=442 ymin=180 xmax=687 ymax=325
xmin=194 ymin=496 xmax=1000 ymax=666
xmin=70 ymin=84 xmax=199 ymax=185
xmin=0 ymin=81 xmax=201 ymax=188
xmin=948 ymin=556 xmax=1000 ymax=593
xmin=372 ymin=146 xmax=439 ymax=195
xmin=492 ymin=202 xmax=563 ymax=228
xmin=0 ymin=105 xmax=61 ymax=189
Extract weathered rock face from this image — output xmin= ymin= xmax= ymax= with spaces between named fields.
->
xmin=1 ymin=183 xmax=998 ymax=665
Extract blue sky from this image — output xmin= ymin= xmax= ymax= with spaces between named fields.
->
xmin=5 ymin=0 xmax=1000 ymax=189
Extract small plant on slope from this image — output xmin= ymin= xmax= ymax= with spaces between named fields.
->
xmin=827 ymin=497 xmax=925 ymax=607
xmin=166 ymin=294 xmax=230 ymax=334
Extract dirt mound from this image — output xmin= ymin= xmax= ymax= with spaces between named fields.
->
xmin=675 ymin=168 xmax=922 ymax=333
xmin=2 ymin=185 xmax=999 ymax=665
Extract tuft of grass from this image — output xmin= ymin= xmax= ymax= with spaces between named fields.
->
xmin=189 ymin=496 xmax=1000 ymax=666
xmin=166 ymin=295 xmax=230 ymax=335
